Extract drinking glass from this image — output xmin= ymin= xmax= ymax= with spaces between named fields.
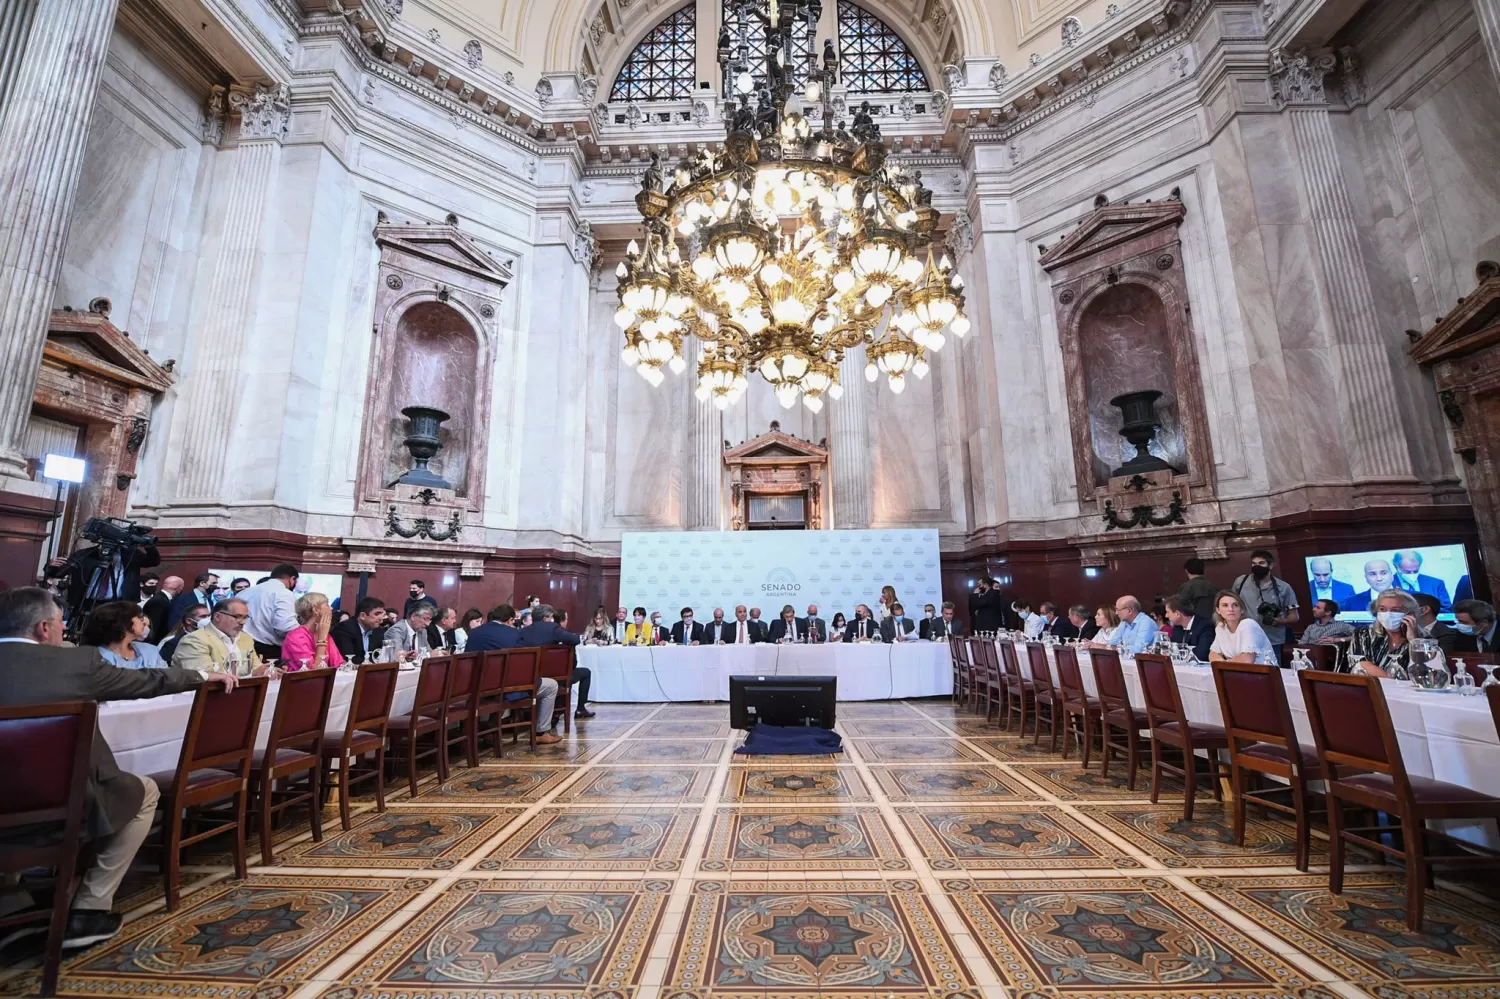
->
xmin=1481 ymin=662 xmax=1499 ymax=689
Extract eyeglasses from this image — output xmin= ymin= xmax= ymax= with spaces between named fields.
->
xmin=216 ymin=611 xmax=249 ymax=622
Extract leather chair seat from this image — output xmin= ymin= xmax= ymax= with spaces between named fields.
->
xmin=1153 ymin=720 xmax=1228 ymax=745
xmin=387 ymin=714 xmax=441 ymax=736
xmin=321 ymin=731 xmax=383 ymax=757
xmin=149 ymin=767 xmax=239 ymax=798
xmin=1238 ymin=742 xmax=1322 ymax=774
xmin=253 ymin=747 xmax=320 ymax=772
xmin=1064 ymin=695 xmax=1101 ymax=712
xmin=1340 ymin=772 xmax=1500 ymax=807
xmin=1104 ymin=707 xmax=1146 ymax=728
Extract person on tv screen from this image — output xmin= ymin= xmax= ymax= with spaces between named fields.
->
xmin=1347 ymin=558 xmax=1395 ymax=615
xmin=1390 ymin=549 xmax=1452 ymax=612
xmin=1307 ymin=557 xmax=1357 ymax=609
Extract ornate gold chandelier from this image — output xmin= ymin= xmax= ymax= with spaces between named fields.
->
xmin=614 ymin=0 xmax=969 ymax=412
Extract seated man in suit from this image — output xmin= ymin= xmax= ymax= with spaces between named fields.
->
xmin=1039 ymin=601 xmax=1077 ymax=639
xmin=724 ymin=605 xmax=756 ymax=644
xmin=804 ymin=604 xmax=827 ymax=643
xmin=767 ymin=604 xmax=806 ymax=644
xmin=172 ymin=598 xmax=278 ymax=677
xmin=166 ymin=571 xmax=218 ymax=631
xmin=879 ymin=602 xmax=918 ymax=643
xmin=464 ymin=603 xmax=524 ymax=652
xmin=1443 ymin=599 xmax=1498 ymax=655
xmin=918 ymin=604 xmax=938 ymax=640
xmin=1164 ymin=595 xmax=1214 ymax=662
xmin=747 ymin=607 xmax=769 ymax=643
xmin=844 ymin=604 xmax=880 ymax=642
xmin=1307 ymin=557 xmax=1357 ymax=611
xmin=383 ymin=604 xmax=435 ymax=658
xmin=1347 ymin=559 xmax=1395 ymax=618
xmin=330 ymin=596 xmax=387 ymax=663
xmin=517 ymin=603 xmax=593 ymax=719
xmin=1392 ymin=550 xmax=1452 ymax=611
xmin=669 ymin=607 xmax=704 ymax=646
xmin=703 ymin=607 xmax=733 ymax=645
xmin=927 ymin=601 xmax=965 ymax=640
xmin=1070 ymin=604 xmax=1100 ymax=642
xmin=0 ymin=587 xmax=235 ymax=950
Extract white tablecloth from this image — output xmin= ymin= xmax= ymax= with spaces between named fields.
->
xmin=1011 ymin=642 xmax=1500 ymax=843
xmin=581 ymin=642 xmax=952 ymax=701
xmin=100 ymin=669 xmax=422 ymax=777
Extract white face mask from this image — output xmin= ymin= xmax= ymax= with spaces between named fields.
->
xmin=926 ymin=611 xmax=935 ymax=619
xmin=1378 ymin=610 xmax=1407 ymax=631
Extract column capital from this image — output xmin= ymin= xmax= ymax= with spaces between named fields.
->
xmin=230 ymin=83 xmax=292 ymax=143
xmin=1269 ymin=47 xmax=1336 ymax=108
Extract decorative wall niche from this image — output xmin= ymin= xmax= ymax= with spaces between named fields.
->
xmin=723 ymin=422 xmax=829 ymax=531
xmin=353 ymin=215 xmax=512 ymax=547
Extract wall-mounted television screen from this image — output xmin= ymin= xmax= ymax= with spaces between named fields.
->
xmin=1303 ymin=544 xmax=1472 ymax=622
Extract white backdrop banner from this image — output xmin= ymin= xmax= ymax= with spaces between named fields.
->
xmin=619 ymin=529 xmax=942 ymax=620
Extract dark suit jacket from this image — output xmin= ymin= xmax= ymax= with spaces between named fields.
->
xmin=843 ymin=616 xmax=880 ymax=642
xmin=879 ymin=617 xmax=917 ymax=642
xmin=48 ymin=543 xmax=161 ymax=610
xmin=703 ymin=620 xmax=733 ymax=644
xmin=1043 ymin=617 xmax=1078 ymax=640
xmin=0 ymin=643 xmax=201 ymax=838
xmin=767 ymin=617 xmax=807 ymax=643
xmin=403 ymin=595 xmax=438 ymax=618
xmin=670 ymin=620 xmax=705 ymax=645
xmin=968 ymin=589 xmax=1004 ymax=633
xmin=1169 ymin=616 xmax=1215 ymax=661
xmin=141 ymin=592 xmax=172 ymax=643
xmin=167 ymin=588 xmax=215 ymax=631
xmin=465 ymin=621 xmax=524 ymax=652
xmin=803 ymin=617 xmax=827 ymax=643
xmin=330 ymin=618 xmax=385 ymax=663
xmin=518 ymin=620 xmax=581 ymax=648
xmin=926 ymin=617 xmax=964 ymax=640
xmin=1348 ymin=591 xmax=1378 ymax=616
xmin=748 ymin=619 xmax=769 ymax=643
xmin=1394 ymin=574 xmax=1452 ymax=612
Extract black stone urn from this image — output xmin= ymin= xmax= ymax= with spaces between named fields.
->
xmin=396 ymin=406 xmax=453 ymax=489
xmin=1108 ymin=390 xmax=1177 ymax=477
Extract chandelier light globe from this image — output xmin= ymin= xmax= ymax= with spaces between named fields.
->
xmin=803 ymin=393 xmax=824 ymax=413
xmin=865 ymin=282 xmax=892 ymax=308
xmin=615 ymin=306 xmax=635 ymax=329
xmin=827 ymin=379 xmax=844 ymax=400
xmin=912 ymin=357 xmax=930 ymax=379
xmin=668 ymin=353 xmax=687 ymax=374
xmin=865 ymin=362 xmax=879 ymax=382
xmin=888 ymin=374 xmax=906 ymax=393
xmin=644 ymin=365 xmax=666 ymax=387
xmin=951 ymin=314 xmax=972 ymax=337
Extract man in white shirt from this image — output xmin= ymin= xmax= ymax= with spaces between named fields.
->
xmin=804 ymin=604 xmax=826 ymax=643
xmin=879 ymin=603 xmax=917 ymax=642
xmin=705 ymin=607 xmax=732 ymax=644
xmin=729 ymin=605 xmax=755 ymax=644
xmin=1020 ymin=601 xmax=1046 ymax=639
xmin=243 ymin=563 xmax=301 ymax=659
xmin=611 ymin=606 xmax=628 ymax=644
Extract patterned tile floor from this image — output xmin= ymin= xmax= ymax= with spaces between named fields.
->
xmin=7 ymin=698 xmax=1500 ymax=999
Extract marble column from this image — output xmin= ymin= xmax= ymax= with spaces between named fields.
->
xmin=1277 ymin=50 xmax=1414 ymax=482
xmin=830 ymin=345 xmax=871 ymax=527
xmin=688 ymin=383 xmax=723 ymax=529
xmin=0 ymin=0 xmax=38 ymax=127
xmin=1476 ymin=0 xmax=1500 ymax=93
xmin=175 ymin=84 xmax=289 ymax=500
xmin=0 ymin=0 xmax=122 ymax=480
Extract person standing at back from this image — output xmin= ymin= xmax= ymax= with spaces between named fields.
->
xmin=1175 ymin=558 xmax=1218 ymax=621
xmin=968 ymin=578 xmax=1004 ymax=633
xmin=243 ymin=563 xmax=302 ymax=660
xmin=1229 ymin=550 xmax=1299 ymax=663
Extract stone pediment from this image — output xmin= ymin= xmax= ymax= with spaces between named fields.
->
xmin=46 ymin=302 xmax=173 ymax=394
xmin=1410 ymin=262 xmax=1500 ymax=364
xmin=374 ymin=216 xmax=514 ymax=288
xmin=1039 ymin=196 xmax=1187 ymax=273
xmin=723 ymin=424 xmax=829 ymax=462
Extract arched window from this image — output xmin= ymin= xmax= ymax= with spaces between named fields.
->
xmin=610 ymin=5 xmax=697 ymax=102
xmin=837 ymin=2 xmax=929 ymax=93
xmin=721 ymin=0 xmax=815 ymax=95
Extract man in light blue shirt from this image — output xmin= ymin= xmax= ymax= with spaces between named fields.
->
xmin=1098 ymin=595 xmax=1158 ymax=655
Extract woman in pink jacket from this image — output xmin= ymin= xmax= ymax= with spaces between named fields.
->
xmin=280 ymin=591 xmax=343 ymax=669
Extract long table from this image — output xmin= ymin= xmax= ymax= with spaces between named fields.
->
xmin=1015 ymin=642 xmax=1500 ymax=844
xmin=580 ymin=641 xmax=953 ymax=702
xmin=99 ymin=668 xmax=421 ymax=777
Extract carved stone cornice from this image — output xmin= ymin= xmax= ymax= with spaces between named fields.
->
xmin=1268 ymin=46 xmax=1336 ymax=107
xmin=230 ymin=83 xmax=293 ymax=142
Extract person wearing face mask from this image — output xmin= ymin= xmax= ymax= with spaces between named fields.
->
xmin=1443 ymin=599 xmax=1497 ymax=655
xmin=670 ymin=606 xmax=704 ymax=646
xmin=844 ymin=604 xmax=879 ymax=642
xmin=768 ymin=604 xmax=805 ymax=643
xmin=1391 ymin=550 xmax=1452 ymax=611
xmin=623 ymin=607 xmax=654 ymax=646
xmin=1230 ymin=550 xmax=1299 ymax=663
xmin=879 ymin=602 xmax=917 ymax=643
xmin=1347 ymin=589 xmax=1422 ymax=678
xmin=649 ymin=611 xmax=668 ymax=643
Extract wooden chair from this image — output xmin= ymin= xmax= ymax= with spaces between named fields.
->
xmin=386 ymin=656 xmax=454 ymax=797
xmin=949 ymin=635 xmax=972 ymax=704
xmin=1300 ymin=670 xmax=1500 ymax=930
xmin=252 ymin=667 xmax=337 ymax=866
xmin=1054 ymin=645 xmax=1101 ymax=765
xmin=537 ymin=643 xmax=576 ymax=734
xmin=998 ymin=640 xmax=1034 ymax=735
xmin=1489 ymin=682 xmax=1500 ymax=740
xmin=321 ymin=661 xmax=399 ymax=831
xmin=150 ymin=677 xmax=269 ymax=910
xmin=0 ymin=702 xmax=96 ymax=996
xmin=1211 ymin=660 xmax=1322 ymax=871
xmin=1293 ymin=643 xmax=1340 ymax=671
xmin=1024 ymin=643 xmax=1061 ymax=750
xmin=483 ymin=647 xmax=542 ymax=756
xmin=1135 ymin=653 xmax=1229 ymax=820
xmin=1091 ymin=648 xmax=1146 ymax=789
xmin=442 ymin=651 xmax=484 ymax=768
xmin=972 ymin=638 xmax=1003 ymax=723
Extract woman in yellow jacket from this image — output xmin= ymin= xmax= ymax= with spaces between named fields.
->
xmin=622 ymin=606 xmax=657 ymax=646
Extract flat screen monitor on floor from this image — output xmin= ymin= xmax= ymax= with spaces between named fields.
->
xmin=1301 ymin=543 xmax=1472 ymax=622
xmin=729 ymin=675 xmax=837 ymax=730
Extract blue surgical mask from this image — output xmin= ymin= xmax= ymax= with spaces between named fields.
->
xmin=1455 ymin=623 xmax=1476 ymax=635
xmin=1377 ymin=610 xmax=1407 ymax=631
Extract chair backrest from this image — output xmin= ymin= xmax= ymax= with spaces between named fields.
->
xmin=175 ymin=677 xmax=269 ymax=777
xmin=502 ymin=647 xmax=542 ymax=692
xmin=1090 ymin=648 xmax=1134 ymax=715
xmin=476 ymin=650 xmax=508 ymax=700
xmin=965 ymin=637 xmax=986 ymax=676
xmin=997 ymin=640 xmax=1022 ymax=681
xmin=1211 ymin=660 xmax=1307 ymax=771
xmin=1294 ymin=644 xmax=1339 ymax=671
xmin=1488 ymin=683 xmax=1500 ymax=742
xmin=0 ymin=702 xmax=96 ymax=834
xmin=1054 ymin=645 xmax=1085 ymax=700
xmin=1025 ymin=643 xmax=1054 ymax=696
xmin=410 ymin=655 xmax=454 ymax=721
xmin=446 ymin=651 xmax=482 ymax=706
xmin=536 ymin=643 xmax=575 ymax=682
xmin=1134 ymin=653 xmax=1187 ymax=729
xmin=344 ymin=661 xmax=400 ymax=744
xmin=949 ymin=635 xmax=969 ymax=668
xmin=1298 ymin=670 xmax=1407 ymax=788
xmin=265 ymin=667 xmax=337 ymax=760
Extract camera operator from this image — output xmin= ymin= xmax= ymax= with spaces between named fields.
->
xmin=44 ymin=518 xmax=161 ymax=621
xmin=1230 ymin=549 xmax=1299 ymax=664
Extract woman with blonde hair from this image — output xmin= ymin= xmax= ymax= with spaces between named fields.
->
xmin=584 ymin=606 xmax=614 ymax=644
xmin=1093 ymin=605 xmax=1120 ymax=645
xmin=1208 ymin=589 xmax=1276 ymax=665
xmin=280 ymin=591 xmax=341 ymax=670
xmin=878 ymin=585 xmax=898 ymax=620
